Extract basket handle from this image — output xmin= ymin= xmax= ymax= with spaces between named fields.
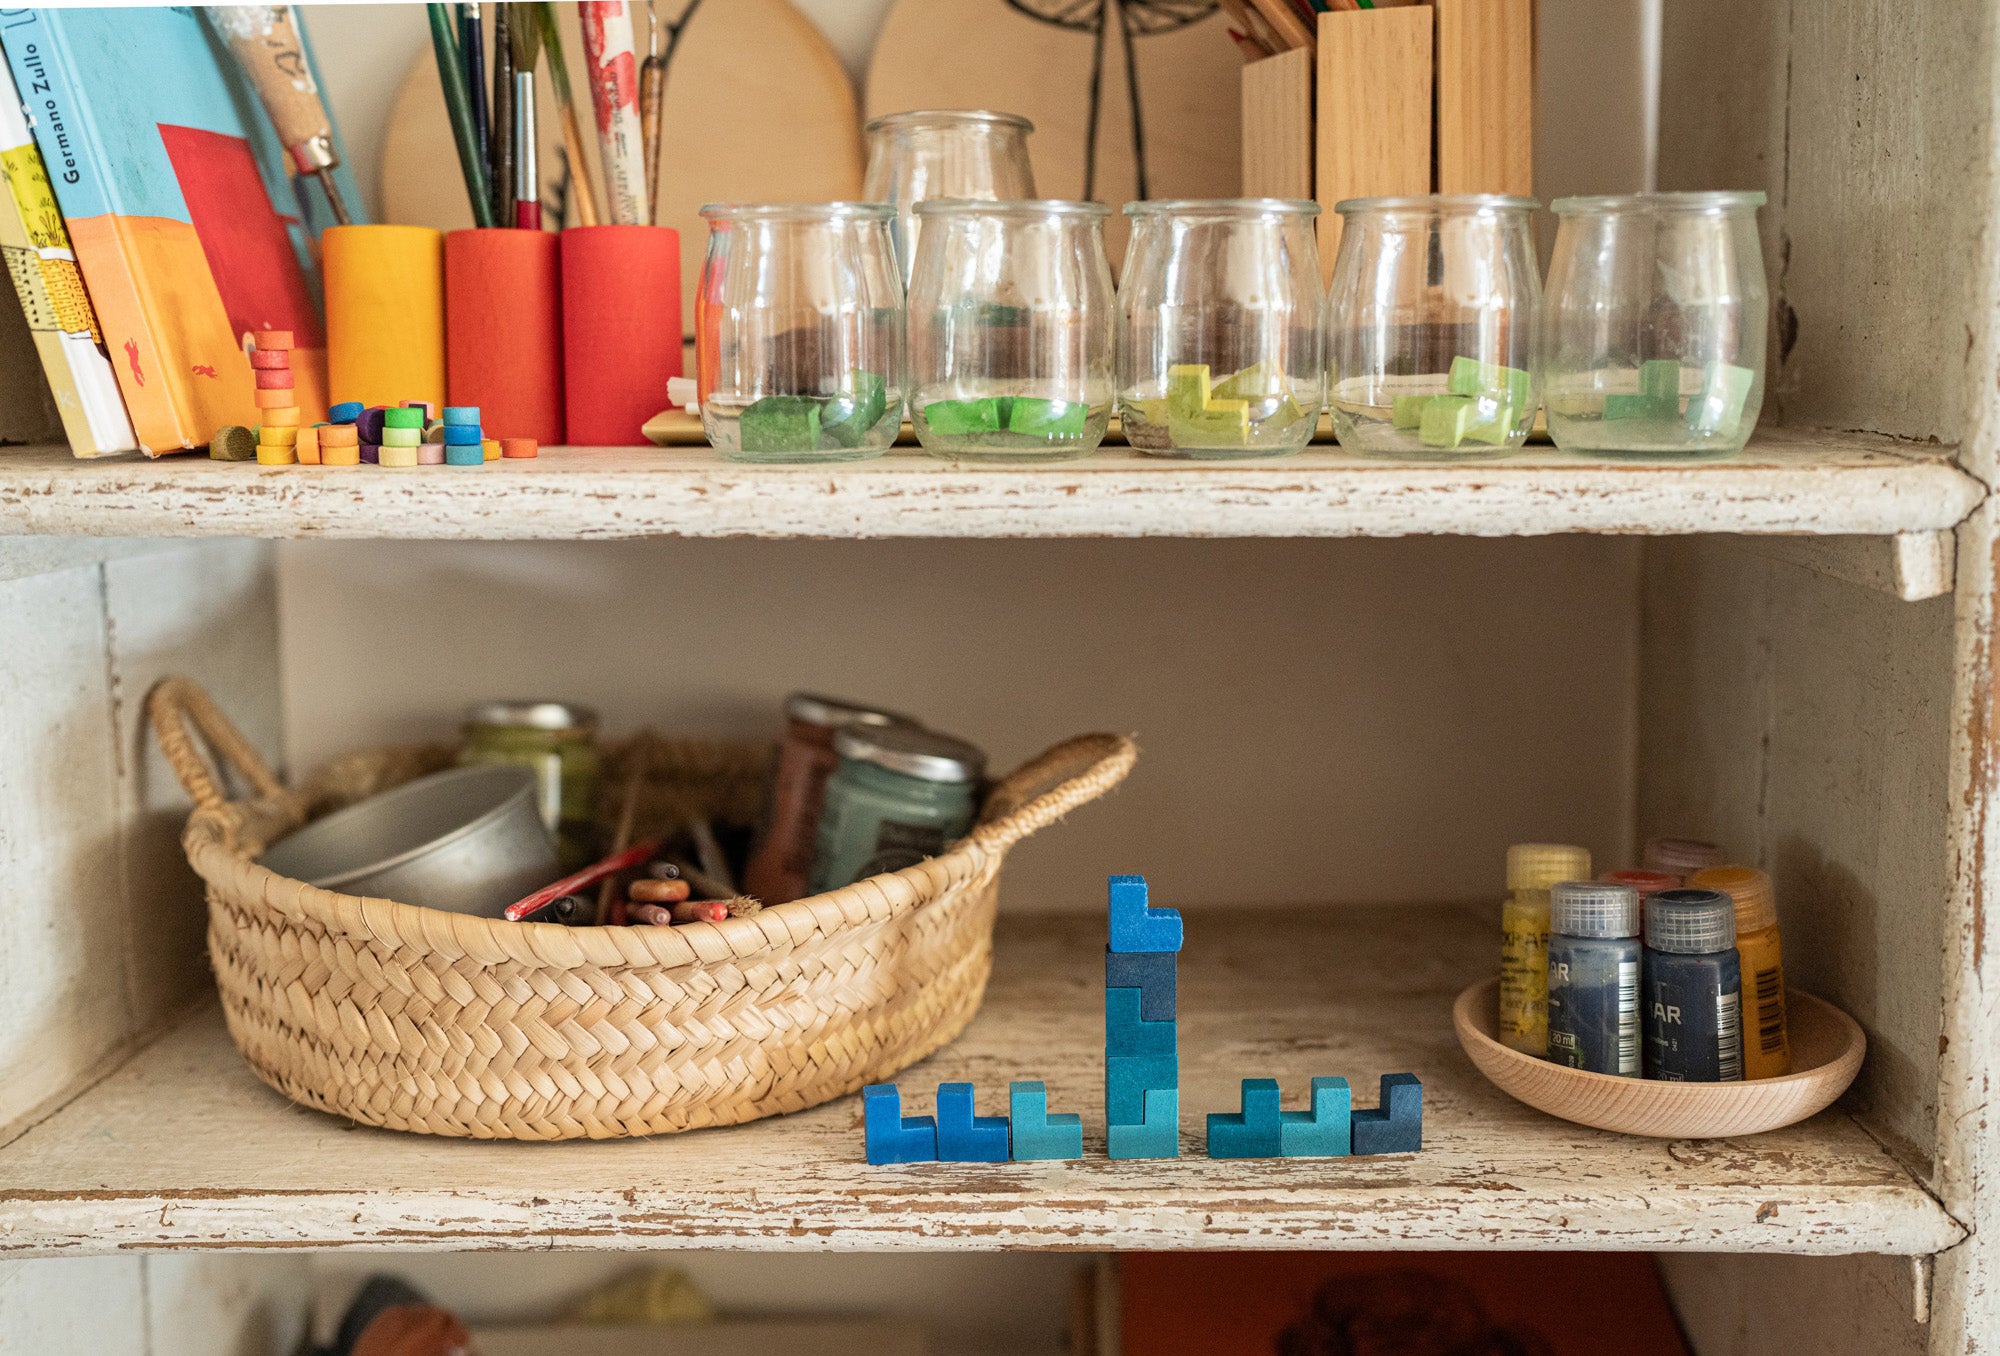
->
xmin=970 ymin=733 xmax=1137 ymax=855
xmin=146 ymin=675 xmax=301 ymax=821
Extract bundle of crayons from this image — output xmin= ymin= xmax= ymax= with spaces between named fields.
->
xmin=428 ymin=2 xmax=671 ymax=230
xmin=1223 ymin=0 xmax=1424 ymax=59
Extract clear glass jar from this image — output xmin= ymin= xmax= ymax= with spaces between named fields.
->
xmin=908 ymin=199 xmax=1115 ymax=462
xmin=863 ymin=110 xmax=1038 ymax=284
xmin=1118 ymin=199 xmax=1325 ymax=459
xmin=1326 ymin=194 xmax=1541 ymax=458
xmin=1545 ymin=192 xmax=1768 ymax=458
xmin=696 ymin=202 xmax=905 ymax=464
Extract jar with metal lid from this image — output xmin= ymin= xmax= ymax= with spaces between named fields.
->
xmin=808 ymin=723 xmax=986 ymax=894
xmin=459 ymin=701 xmax=600 ymax=869
xmin=742 ymin=693 xmax=917 ymax=906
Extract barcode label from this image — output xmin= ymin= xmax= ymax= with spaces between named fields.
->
xmin=1716 ymin=990 xmax=1744 ymax=1081
xmin=1617 ymin=959 xmax=1640 ymax=1075
xmin=1755 ymin=965 xmax=1786 ymax=1054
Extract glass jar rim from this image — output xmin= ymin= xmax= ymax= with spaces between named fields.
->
xmin=1125 ymin=196 xmax=1321 ymax=219
xmin=864 ymin=108 xmax=1035 ymax=135
xmin=699 ymin=201 xmax=896 ymax=222
xmin=1336 ymin=193 xmax=1539 ymax=215
xmin=1550 ymin=190 xmax=1768 ymax=214
xmin=913 ymin=198 xmax=1109 ymax=219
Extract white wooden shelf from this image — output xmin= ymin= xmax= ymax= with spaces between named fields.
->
xmin=0 ymin=905 xmax=1961 ymax=1257
xmin=0 ymin=427 xmax=1980 ymax=541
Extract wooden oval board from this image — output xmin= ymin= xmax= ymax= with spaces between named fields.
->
xmin=864 ymin=0 xmax=1241 ymax=267
xmin=381 ymin=0 xmax=864 ymax=343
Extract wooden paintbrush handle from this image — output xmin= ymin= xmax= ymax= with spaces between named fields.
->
xmin=1248 ymin=0 xmax=1315 ymax=50
xmin=208 ymin=6 xmax=337 ymax=172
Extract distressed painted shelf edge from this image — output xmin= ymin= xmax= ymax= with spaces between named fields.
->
xmin=0 ymin=906 xmax=1961 ymax=1258
xmin=0 ymin=426 xmax=1980 ymax=541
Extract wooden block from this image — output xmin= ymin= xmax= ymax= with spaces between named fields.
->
xmin=863 ymin=1085 xmax=936 ymax=1165
xmin=1206 ymin=1077 xmax=1283 ymax=1158
xmin=1434 ymin=0 xmax=1533 ymax=196
xmin=1008 ymin=1081 xmax=1083 ymax=1161
xmin=1104 ymin=987 xmax=1176 ymax=1058
xmin=1242 ymin=48 xmax=1314 ymax=200
xmin=1107 ymin=874 xmax=1182 ymax=954
xmin=1316 ymin=7 xmax=1433 ymax=281
xmin=1105 ymin=948 xmax=1177 ymax=1022
xmin=1351 ymin=1072 xmax=1423 ymax=1155
xmin=1106 ymin=1087 xmax=1179 ymax=1160
xmin=1279 ymin=1075 xmax=1352 ymax=1157
xmin=935 ymin=1082 xmax=1008 ymax=1162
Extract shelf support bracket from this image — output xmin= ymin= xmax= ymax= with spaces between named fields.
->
xmin=1744 ymin=530 xmax=1956 ymax=602
xmin=1914 ymin=1253 xmax=1934 ymax=1325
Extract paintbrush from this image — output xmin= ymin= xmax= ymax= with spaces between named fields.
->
xmin=533 ymin=1 xmax=601 ymax=227
xmin=427 ymin=3 xmax=494 ymax=226
xmin=491 ymin=5 xmax=514 ymax=225
xmin=462 ymin=3 xmax=489 ymax=174
xmin=640 ymin=1 xmax=664 ymax=225
xmin=509 ymin=4 xmax=544 ymax=228
xmin=580 ymin=2 xmax=648 ymax=226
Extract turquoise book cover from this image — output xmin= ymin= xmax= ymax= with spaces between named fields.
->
xmin=0 ymin=6 xmax=362 ymax=451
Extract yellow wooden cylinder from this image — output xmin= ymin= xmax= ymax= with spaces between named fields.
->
xmin=324 ymin=225 xmax=446 ymax=412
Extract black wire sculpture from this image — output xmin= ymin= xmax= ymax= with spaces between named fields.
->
xmin=1002 ymin=0 xmax=1219 ymax=200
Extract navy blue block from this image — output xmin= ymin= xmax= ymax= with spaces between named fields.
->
xmin=1107 ymin=874 xmax=1182 ymax=954
xmin=1105 ymin=947 xmax=1176 ymax=1022
xmin=1104 ymin=987 xmax=1176 ymax=1058
xmin=863 ymin=1084 xmax=936 ymax=1164
xmin=935 ymin=1081 xmax=1009 ymax=1162
xmin=1350 ymin=1073 xmax=1423 ymax=1155
xmin=1206 ymin=1077 xmax=1283 ymax=1158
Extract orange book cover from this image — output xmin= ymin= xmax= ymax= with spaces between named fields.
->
xmin=1119 ymin=1252 xmax=1692 ymax=1355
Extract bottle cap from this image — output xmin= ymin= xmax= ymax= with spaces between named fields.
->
xmin=1600 ymin=868 xmax=1681 ymax=897
xmin=1550 ymin=880 xmax=1641 ymax=938
xmin=463 ymin=700 xmax=598 ymax=733
xmin=1645 ymin=888 xmax=1737 ymax=954
xmin=1507 ymin=843 xmax=1592 ymax=890
xmin=784 ymin=692 xmax=916 ymax=731
xmin=1643 ymin=836 xmax=1725 ymax=876
xmin=834 ymin=722 xmax=985 ymax=784
xmin=1687 ymin=865 xmax=1778 ymax=934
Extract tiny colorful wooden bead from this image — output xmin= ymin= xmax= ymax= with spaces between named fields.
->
xmin=417 ymin=442 xmax=446 ymax=464
xmin=442 ymin=405 xmax=480 ymax=426
xmin=402 ymin=399 xmax=437 ymax=419
xmin=317 ymin=423 xmax=359 ymax=447
xmin=500 ymin=437 xmax=538 ymax=459
xmin=382 ymin=407 xmax=424 ymax=429
xmin=295 ymin=425 xmax=322 ymax=465
xmin=445 ymin=442 xmax=484 ymax=466
xmin=208 ymin=426 xmax=256 ymax=461
xmin=259 ymin=409 xmax=302 ymax=430
xmin=441 ymin=423 xmax=482 ymax=445
xmin=356 ymin=406 xmax=389 ymax=441
xmin=248 ymin=348 xmax=291 ymax=370
xmin=378 ymin=443 xmax=419 ymax=467
xmin=328 ymin=401 xmax=365 ymax=423
xmin=254 ymin=369 xmax=295 ymax=390
xmin=481 ymin=438 xmax=500 ymax=461
xmin=253 ymin=387 xmax=296 ymax=409
xmin=321 ymin=439 xmax=361 ymax=466
xmin=252 ymin=329 xmax=293 ymax=350
xmin=254 ymin=443 xmax=296 ymax=465
xmin=257 ymin=424 xmax=299 ymax=446
xmin=359 ymin=442 xmax=381 ymax=464
xmin=381 ymin=426 xmax=421 ymax=447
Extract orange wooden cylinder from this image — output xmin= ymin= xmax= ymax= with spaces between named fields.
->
xmin=445 ymin=229 xmax=565 ymax=445
xmin=561 ymin=225 xmax=682 ymax=446
xmin=324 ymin=225 xmax=446 ymax=412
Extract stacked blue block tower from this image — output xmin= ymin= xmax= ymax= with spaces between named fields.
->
xmin=1105 ymin=874 xmax=1182 ymax=1159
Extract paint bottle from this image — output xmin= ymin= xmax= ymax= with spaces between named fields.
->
xmin=1643 ymin=888 xmax=1744 ymax=1082
xmin=1601 ymin=868 xmax=1681 ymax=897
xmin=808 ymin=723 xmax=986 ymax=895
xmin=1687 ymin=865 xmax=1791 ymax=1078
xmin=1546 ymin=880 xmax=1643 ymax=1076
xmin=1642 ymin=836 xmax=1725 ymax=878
xmin=1499 ymin=843 xmax=1592 ymax=1055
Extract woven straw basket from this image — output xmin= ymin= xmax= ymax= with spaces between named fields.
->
xmin=147 ymin=677 xmax=1135 ymax=1141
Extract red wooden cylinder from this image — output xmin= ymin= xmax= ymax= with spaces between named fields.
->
xmin=445 ymin=228 xmax=565 ymax=445
xmin=560 ymin=224 xmax=682 ymax=446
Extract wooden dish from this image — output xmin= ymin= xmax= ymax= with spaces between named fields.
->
xmin=1453 ymin=977 xmax=1867 ymax=1138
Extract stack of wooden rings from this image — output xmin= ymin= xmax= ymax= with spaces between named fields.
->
xmin=442 ymin=405 xmax=486 ymax=466
xmin=251 ymin=331 xmax=300 ymax=465
xmin=321 ymin=402 xmax=363 ymax=465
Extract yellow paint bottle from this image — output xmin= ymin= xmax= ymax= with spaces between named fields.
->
xmin=1500 ymin=843 xmax=1592 ymax=1055
xmin=1688 ymin=865 xmax=1791 ymax=1078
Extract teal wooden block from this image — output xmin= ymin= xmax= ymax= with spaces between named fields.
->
xmin=1205 ymin=1077 xmax=1282 ymax=1158
xmin=1350 ymin=1073 xmax=1423 ymax=1155
xmin=1639 ymin=358 xmax=1683 ymax=408
xmin=1105 ymin=1054 xmax=1177 ymax=1123
xmin=863 ymin=1084 xmax=937 ymax=1164
xmin=1009 ymin=1080 xmax=1083 ymax=1161
xmin=1107 ymin=1087 xmax=1179 ymax=1159
xmin=1279 ymin=1076 xmax=1352 ymax=1157
xmin=1104 ymin=987 xmax=1176 ymax=1058
xmin=936 ymin=1081 xmax=1009 ymax=1162
xmin=1105 ymin=948 xmax=1176 ymax=1022
xmin=1107 ymin=874 xmax=1182 ymax=953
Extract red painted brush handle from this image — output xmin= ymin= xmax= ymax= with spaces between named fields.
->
xmin=505 ymin=836 xmax=661 ymax=920
xmin=516 ymin=200 xmax=541 ymax=230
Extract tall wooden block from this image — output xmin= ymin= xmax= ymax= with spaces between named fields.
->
xmin=1242 ymin=48 xmax=1314 ymax=201
xmin=1434 ymin=0 xmax=1535 ymax=196
xmin=1315 ymin=8 xmax=1435 ymax=281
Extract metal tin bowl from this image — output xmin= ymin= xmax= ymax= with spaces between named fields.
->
xmin=256 ymin=765 xmax=559 ymax=917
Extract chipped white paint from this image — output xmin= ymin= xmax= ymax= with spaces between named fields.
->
xmin=0 ymin=908 xmax=1962 ymax=1258
xmin=0 ymin=429 xmax=1980 ymax=541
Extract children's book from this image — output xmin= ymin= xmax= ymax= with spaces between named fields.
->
xmin=0 ymin=7 xmax=360 ymax=454
xmin=0 ymin=51 xmax=133 ymax=456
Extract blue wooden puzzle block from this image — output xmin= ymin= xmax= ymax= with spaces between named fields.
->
xmin=1279 ymin=1076 xmax=1352 ymax=1157
xmin=1104 ymin=987 xmax=1177 ymax=1058
xmin=1106 ymin=1054 xmax=1178 ymax=1123
xmin=1105 ymin=947 xmax=1177 ymax=1021
xmin=1107 ymin=874 xmax=1183 ymax=954
xmin=1107 ymin=1087 xmax=1179 ymax=1159
xmin=863 ymin=1084 xmax=937 ymax=1164
xmin=935 ymin=1081 xmax=1010 ymax=1162
xmin=1009 ymin=1080 xmax=1083 ymax=1161
xmin=1206 ymin=1077 xmax=1283 ymax=1158
xmin=1350 ymin=1073 xmax=1423 ymax=1155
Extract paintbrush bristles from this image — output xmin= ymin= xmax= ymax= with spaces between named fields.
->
xmin=509 ymin=0 xmax=541 ymax=70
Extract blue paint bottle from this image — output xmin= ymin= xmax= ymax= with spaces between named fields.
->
xmin=1643 ymin=888 xmax=1744 ymax=1082
xmin=1546 ymin=880 xmax=1642 ymax=1077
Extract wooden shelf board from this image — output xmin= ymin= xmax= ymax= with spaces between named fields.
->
xmin=0 ymin=905 xmax=1961 ymax=1257
xmin=0 ymin=428 xmax=1980 ymax=541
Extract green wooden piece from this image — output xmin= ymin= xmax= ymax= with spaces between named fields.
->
xmin=208 ymin=426 xmax=256 ymax=462
xmin=1447 ymin=355 xmax=1531 ymax=410
xmin=1464 ymin=400 xmax=1517 ymax=446
xmin=1008 ymin=397 xmax=1087 ymax=438
xmin=1640 ymin=359 xmax=1683 ymax=410
xmin=741 ymin=395 xmax=822 ymax=452
xmin=1393 ymin=394 xmax=1434 ymax=429
xmin=1166 ymin=364 xmax=1213 ymax=419
xmin=1686 ymin=362 xmax=1757 ymax=436
xmin=821 ymin=370 xmax=888 ymax=447
xmin=382 ymin=407 xmax=425 ymax=429
xmin=1418 ymin=395 xmax=1476 ymax=448
xmin=923 ymin=398 xmax=1006 ymax=436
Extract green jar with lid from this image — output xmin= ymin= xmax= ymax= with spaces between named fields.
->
xmin=459 ymin=701 xmax=601 ymax=868
xmin=808 ymin=723 xmax=986 ymax=894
